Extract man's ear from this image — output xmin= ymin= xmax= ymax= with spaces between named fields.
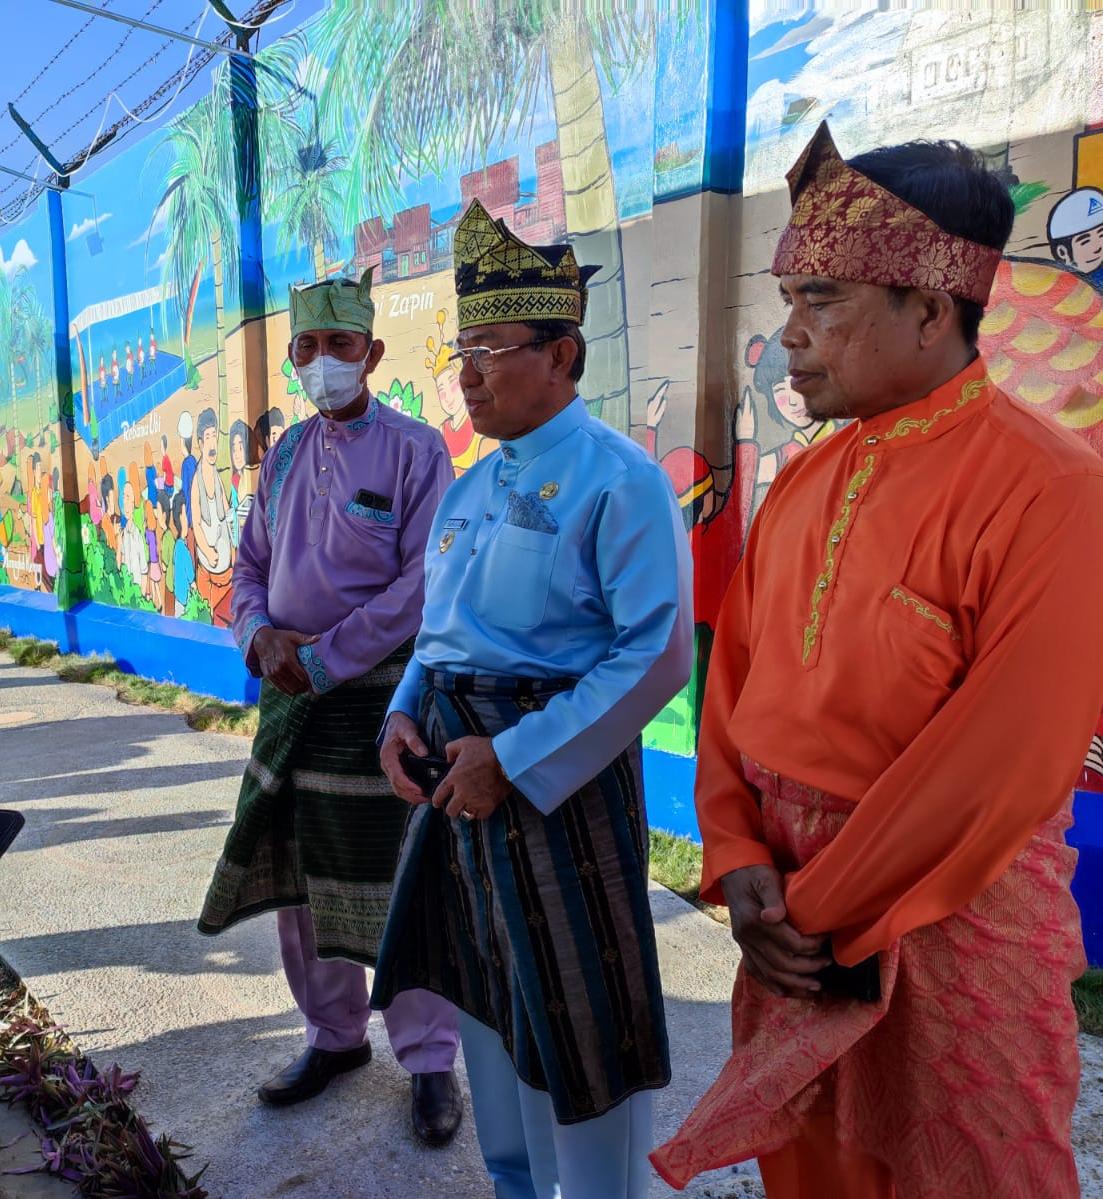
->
xmin=916 ymin=289 xmax=958 ymax=351
xmin=365 ymin=337 xmax=386 ymax=375
xmin=549 ymin=335 xmax=578 ymax=382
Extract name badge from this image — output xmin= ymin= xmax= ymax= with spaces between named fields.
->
xmin=443 ymin=517 xmax=469 ymax=531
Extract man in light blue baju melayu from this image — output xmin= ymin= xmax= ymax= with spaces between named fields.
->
xmin=372 ymin=199 xmax=694 ymax=1199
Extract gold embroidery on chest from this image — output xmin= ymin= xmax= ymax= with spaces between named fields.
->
xmin=802 ymin=454 xmax=876 ymax=664
xmin=881 ymin=377 xmax=988 ymax=442
xmin=889 ymin=587 xmax=961 ymax=641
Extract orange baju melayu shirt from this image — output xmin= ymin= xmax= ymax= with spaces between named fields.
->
xmin=653 ymin=357 xmax=1103 ymax=1196
xmin=696 ymin=355 xmax=1103 ymax=965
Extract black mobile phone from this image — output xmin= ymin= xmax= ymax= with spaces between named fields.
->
xmin=399 ymin=749 xmax=451 ymax=798
xmin=0 ymin=810 xmax=25 ymax=859
xmin=816 ymin=953 xmax=881 ymax=1003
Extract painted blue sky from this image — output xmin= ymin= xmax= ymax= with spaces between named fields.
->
xmin=3 ymin=3 xmax=710 ymax=330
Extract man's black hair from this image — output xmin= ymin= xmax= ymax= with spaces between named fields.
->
xmin=524 ymin=320 xmax=586 ymax=382
xmin=171 ymin=488 xmax=186 ymax=536
xmin=847 ymin=140 xmax=1015 ymax=347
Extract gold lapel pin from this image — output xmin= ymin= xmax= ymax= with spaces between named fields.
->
xmin=439 ymin=531 xmax=455 ymax=553
xmin=539 ymin=482 xmax=559 ymax=500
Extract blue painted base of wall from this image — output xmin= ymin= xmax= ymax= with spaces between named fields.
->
xmin=643 ymin=747 xmax=699 ymax=840
xmin=1071 ymin=790 xmax=1103 ymax=969
xmin=0 ymin=587 xmax=259 ymax=704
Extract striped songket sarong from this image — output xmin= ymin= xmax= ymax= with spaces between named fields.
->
xmin=370 ymin=669 xmax=670 ymax=1123
xmin=197 ymin=641 xmax=414 ymax=964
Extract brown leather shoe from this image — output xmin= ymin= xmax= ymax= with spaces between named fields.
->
xmin=411 ymin=1070 xmax=462 ymax=1146
xmin=258 ymin=1043 xmax=372 ymax=1106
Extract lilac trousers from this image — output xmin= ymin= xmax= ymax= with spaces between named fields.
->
xmin=277 ymin=905 xmax=459 ymax=1073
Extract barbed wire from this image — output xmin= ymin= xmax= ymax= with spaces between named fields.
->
xmin=11 ymin=0 xmax=114 ymax=105
xmin=27 ymin=0 xmax=170 ymax=126
xmin=0 ymin=0 xmax=292 ymax=221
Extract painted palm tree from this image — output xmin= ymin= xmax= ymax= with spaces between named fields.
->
xmin=0 ymin=269 xmax=36 ymax=436
xmin=263 ymin=118 xmax=348 ymax=283
xmin=21 ymin=299 xmax=51 ymax=434
xmin=151 ymin=94 xmax=239 ymax=469
xmin=0 ymin=271 xmax=14 ymax=435
xmin=284 ymin=0 xmax=676 ymax=433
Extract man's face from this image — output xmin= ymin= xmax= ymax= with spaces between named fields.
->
xmin=271 ymin=418 xmax=286 ymax=445
xmin=455 ymin=323 xmax=556 ymax=440
xmin=1057 ymin=224 xmax=1103 ymax=274
xmin=289 ymin=329 xmax=372 ymax=369
xmin=200 ymin=427 xmax=218 ymax=465
xmin=778 ymin=275 xmax=926 ymax=421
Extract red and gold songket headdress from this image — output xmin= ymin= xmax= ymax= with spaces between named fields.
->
xmin=771 ymin=122 xmax=1002 ymax=305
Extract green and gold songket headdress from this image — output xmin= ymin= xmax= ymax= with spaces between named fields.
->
xmin=453 ymin=199 xmax=599 ymax=330
xmin=289 ymin=268 xmax=376 ymax=339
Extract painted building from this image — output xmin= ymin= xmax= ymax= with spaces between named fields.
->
xmin=1 ymin=4 xmax=1103 ymax=896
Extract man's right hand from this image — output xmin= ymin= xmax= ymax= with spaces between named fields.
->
xmin=720 ymin=864 xmax=832 ymax=998
xmin=380 ymin=712 xmax=433 ymax=806
xmin=253 ymin=626 xmax=318 ymax=695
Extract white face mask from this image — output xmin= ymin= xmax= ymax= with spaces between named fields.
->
xmin=296 ymin=354 xmax=367 ymax=413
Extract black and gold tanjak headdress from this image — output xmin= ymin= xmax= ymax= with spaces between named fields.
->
xmin=453 ymin=199 xmax=599 ymax=330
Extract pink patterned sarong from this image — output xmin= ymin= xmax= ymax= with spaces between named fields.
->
xmin=651 ymin=758 xmax=1086 ymax=1198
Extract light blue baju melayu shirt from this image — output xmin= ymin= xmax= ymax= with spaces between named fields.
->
xmin=387 ymin=396 xmax=694 ymax=814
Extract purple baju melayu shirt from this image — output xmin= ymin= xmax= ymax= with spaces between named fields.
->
xmin=232 ymin=395 xmax=454 ymax=692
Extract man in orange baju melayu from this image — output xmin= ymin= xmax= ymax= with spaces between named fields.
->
xmin=651 ymin=123 xmax=1103 ymax=1198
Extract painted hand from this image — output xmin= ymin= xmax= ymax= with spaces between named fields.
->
xmin=645 ymin=380 xmax=669 ymax=430
xmin=380 ymin=712 xmax=434 ymax=806
xmin=253 ymin=626 xmax=318 ymax=695
xmin=432 ymin=736 xmax=511 ymax=822
xmin=735 ymin=385 xmax=756 ymax=443
xmin=720 ymin=864 xmax=831 ymax=998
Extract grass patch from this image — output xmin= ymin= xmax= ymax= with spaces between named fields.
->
xmin=1 ymin=631 xmax=258 ymax=737
xmin=1074 ymin=970 xmax=1103 ymax=1036
xmin=649 ymin=827 xmax=728 ymax=924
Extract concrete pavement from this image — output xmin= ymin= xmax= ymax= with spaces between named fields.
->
xmin=0 ymin=652 xmax=765 ymax=1199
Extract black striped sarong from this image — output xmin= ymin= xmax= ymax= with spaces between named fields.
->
xmin=197 ymin=642 xmax=413 ymax=964
xmin=370 ymin=669 xmax=670 ymax=1123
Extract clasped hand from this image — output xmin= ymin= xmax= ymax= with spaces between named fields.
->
xmin=380 ymin=713 xmax=511 ymax=820
xmin=720 ymin=864 xmax=832 ymax=997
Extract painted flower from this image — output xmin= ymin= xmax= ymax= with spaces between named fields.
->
xmin=379 ymin=378 xmax=427 ymax=422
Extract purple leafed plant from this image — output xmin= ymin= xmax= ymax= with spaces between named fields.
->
xmin=1 ymin=983 xmax=208 ymax=1197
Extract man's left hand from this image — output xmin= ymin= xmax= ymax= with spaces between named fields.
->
xmin=432 ymin=736 xmax=511 ymax=821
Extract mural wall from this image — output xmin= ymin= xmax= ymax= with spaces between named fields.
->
xmin=0 ymin=197 xmax=59 ymax=596
xmin=0 ymin=1 xmax=717 ymax=758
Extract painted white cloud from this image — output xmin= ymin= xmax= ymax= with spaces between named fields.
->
xmin=128 ymin=205 xmax=169 ymax=249
xmin=146 ymin=248 xmax=169 ymax=272
xmin=0 ymin=238 xmax=37 ymax=278
xmin=67 ymin=213 xmax=111 ymax=242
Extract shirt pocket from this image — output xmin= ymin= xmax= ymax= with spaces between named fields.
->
xmin=337 ymin=501 xmax=401 ymax=559
xmin=472 ymin=522 xmax=558 ymax=630
xmin=880 ymin=582 xmax=966 ymax=693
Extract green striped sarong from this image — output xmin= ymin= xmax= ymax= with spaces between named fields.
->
xmin=197 ymin=642 xmax=413 ymax=964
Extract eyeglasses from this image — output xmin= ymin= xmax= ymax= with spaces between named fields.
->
xmin=446 ymin=338 xmax=552 ymax=374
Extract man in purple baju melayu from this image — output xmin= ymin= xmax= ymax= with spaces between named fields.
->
xmin=198 ymin=270 xmax=461 ymax=1145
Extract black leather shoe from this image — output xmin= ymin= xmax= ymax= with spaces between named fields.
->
xmin=258 ymin=1043 xmax=372 ymax=1106
xmin=411 ymin=1070 xmax=462 ymax=1146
